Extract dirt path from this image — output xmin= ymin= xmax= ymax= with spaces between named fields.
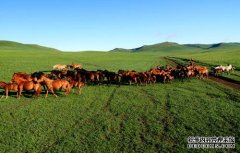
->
xmin=163 ymin=57 xmax=240 ymax=90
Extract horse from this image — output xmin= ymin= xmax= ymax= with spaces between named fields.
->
xmin=66 ymin=65 xmax=74 ymax=69
xmin=51 ymin=70 xmax=68 ymax=79
xmin=10 ymin=77 xmax=42 ymax=98
xmin=32 ymin=74 xmax=71 ymax=97
xmin=195 ymin=67 xmax=208 ymax=79
xmin=53 ymin=64 xmax=67 ymax=70
xmin=223 ymin=64 xmax=233 ymax=73
xmin=212 ymin=67 xmax=223 ymax=76
xmin=11 ymin=72 xmax=32 ymax=82
xmin=148 ymin=68 xmax=168 ymax=83
xmin=124 ymin=71 xmax=139 ymax=85
xmin=193 ymin=66 xmax=208 ymax=79
xmin=72 ymin=63 xmax=82 ymax=69
xmin=0 ymin=81 xmax=19 ymax=98
xmin=68 ymin=77 xmax=85 ymax=94
xmin=213 ymin=64 xmax=233 ymax=74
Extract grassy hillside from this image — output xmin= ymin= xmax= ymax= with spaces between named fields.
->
xmin=184 ymin=42 xmax=240 ymax=50
xmin=110 ymin=48 xmax=132 ymax=53
xmin=110 ymin=42 xmax=240 ymax=55
xmin=110 ymin=42 xmax=202 ymax=54
xmin=132 ymin=42 xmax=196 ymax=53
xmin=0 ymin=40 xmax=60 ymax=52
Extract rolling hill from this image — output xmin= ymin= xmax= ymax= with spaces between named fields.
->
xmin=110 ymin=42 xmax=240 ymax=53
xmin=110 ymin=42 xmax=190 ymax=53
xmin=0 ymin=40 xmax=60 ymax=52
xmin=1 ymin=40 xmax=240 ymax=54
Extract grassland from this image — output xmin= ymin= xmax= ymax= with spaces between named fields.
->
xmin=0 ymin=41 xmax=239 ymax=152
xmin=170 ymin=45 xmax=240 ymax=82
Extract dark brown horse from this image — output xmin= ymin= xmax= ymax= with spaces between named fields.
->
xmin=51 ymin=70 xmax=68 ymax=79
xmin=68 ymin=77 xmax=85 ymax=94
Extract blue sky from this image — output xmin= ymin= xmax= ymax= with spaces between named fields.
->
xmin=1 ymin=0 xmax=240 ymax=51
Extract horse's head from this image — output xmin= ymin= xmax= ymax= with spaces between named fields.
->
xmin=31 ymin=72 xmax=45 ymax=83
xmin=10 ymin=76 xmax=17 ymax=83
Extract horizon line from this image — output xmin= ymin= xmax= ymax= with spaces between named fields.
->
xmin=1 ymin=40 xmax=240 ymax=52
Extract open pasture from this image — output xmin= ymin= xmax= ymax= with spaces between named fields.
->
xmin=172 ymin=46 xmax=240 ymax=82
xmin=0 ymin=49 xmax=240 ymax=152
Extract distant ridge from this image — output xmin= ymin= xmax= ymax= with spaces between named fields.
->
xmin=110 ymin=42 xmax=240 ymax=53
xmin=111 ymin=48 xmax=132 ymax=52
xmin=1 ymin=40 xmax=240 ymax=53
xmin=0 ymin=40 xmax=60 ymax=52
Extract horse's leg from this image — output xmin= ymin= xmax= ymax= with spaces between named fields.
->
xmin=6 ymin=89 xmax=9 ymax=99
xmin=64 ymin=85 xmax=71 ymax=96
xmin=50 ymin=88 xmax=57 ymax=97
xmin=45 ymin=90 xmax=49 ymax=98
xmin=51 ymin=89 xmax=58 ymax=97
xmin=16 ymin=90 xmax=19 ymax=98
xmin=78 ymin=87 xmax=82 ymax=95
xmin=63 ymin=87 xmax=68 ymax=96
xmin=77 ymin=85 xmax=81 ymax=95
xmin=1 ymin=91 xmax=4 ymax=98
xmin=18 ymin=86 xmax=23 ymax=99
xmin=43 ymin=85 xmax=47 ymax=94
xmin=66 ymin=88 xmax=70 ymax=96
xmin=36 ymin=87 xmax=41 ymax=97
xmin=52 ymin=90 xmax=57 ymax=97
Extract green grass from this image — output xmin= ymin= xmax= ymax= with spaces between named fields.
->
xmin=169 ymin=48 xmax=240 ymax=82
xmin=0 ymin=41 xmax=239 ymax=152
xmin=0 ymin=40 xmax=60 ymax=52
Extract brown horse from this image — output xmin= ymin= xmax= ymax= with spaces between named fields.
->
xmin=197 ymin=68 xmax=209 ymax=79
xmin=33 ymin=75 xmax=71 ymax=97
xmin=68 ymin=77 xmax=85 ymax=94
xmin=72 ymin=63 xmax=82 ymax=69
xmin=0 ymin=82 xmax=19 ymax=98
xmin=194 ymin=66 xmax=209 ymax=79
xmin=11 ymin=72 xmax=32 ymax=82
xmin=213 ymin=68 xmax=223 ymax=76
xmin=11 ymin=77 xmax=41 ymax=98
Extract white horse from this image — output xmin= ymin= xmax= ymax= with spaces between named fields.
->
xmin=221 ymin=64 xmax=233 ymax=72
xmin=214 ymin=64 xmax=234 ymax=73
xmin=53 ymin=64 xmax=67 ymax=70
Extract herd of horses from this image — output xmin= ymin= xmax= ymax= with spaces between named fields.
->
xmin=212 ymin=64 xmax=235 ymax=76
xmin=0 ymin=61 xmax=234 ymax=99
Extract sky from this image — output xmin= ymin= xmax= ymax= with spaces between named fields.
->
xmin=1 ymin=0 xmax=240 ymax=51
